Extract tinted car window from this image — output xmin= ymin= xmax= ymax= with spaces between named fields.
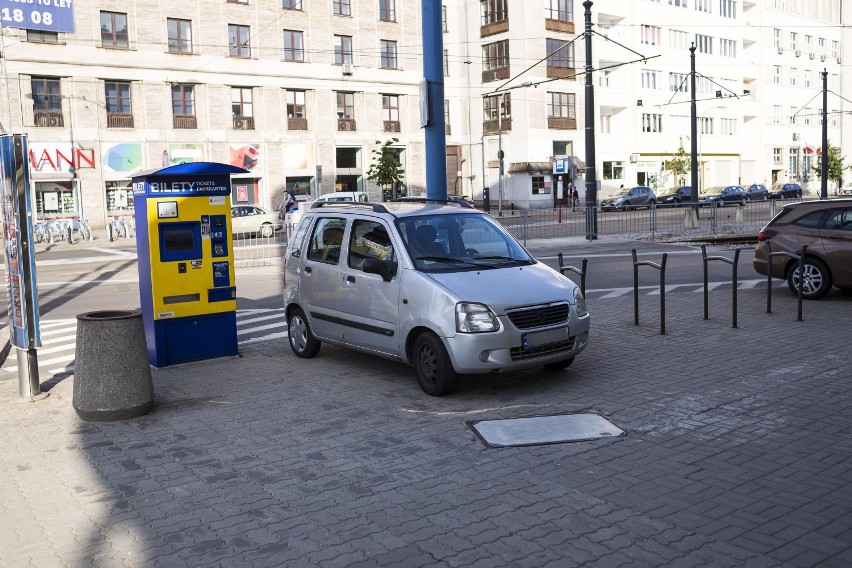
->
xmin=824 ymin=209 xmax=852 ymax=231
xmin=793 ymin=211 xmax=827 ymax=228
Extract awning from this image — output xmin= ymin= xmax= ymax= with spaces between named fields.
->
xmin=508 ymin=161 xmax=551 ymax=173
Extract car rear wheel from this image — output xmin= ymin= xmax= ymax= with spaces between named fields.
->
xmin=413 ymin=332 xmax=457 ymax=396
xmin=288 ymin=307 xmax=321 ymax=358
xmin=259 ymin=223 xmax=274 ymax=238
xmin=787 ymin=258 xmax=833 ymax=300
xmin=543 ymin=357 xmax=574 ymax=371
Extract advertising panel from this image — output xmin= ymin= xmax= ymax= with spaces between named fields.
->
xmin=0 ymin=0 xmax=74 ymax=33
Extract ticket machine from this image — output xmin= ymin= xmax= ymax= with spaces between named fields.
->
xmin=133 ymin=162 xmax=248 ymax=367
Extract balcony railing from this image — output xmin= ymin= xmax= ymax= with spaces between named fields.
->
xmin=547 ymin=117 xmax=577 ymax=130
xmin=480 ymin=20 xmax=508 ymax=38
xmin=545 ymin=19 xmax=574 ymax=34
xmin=107 ymin=113 xmax=134 ymax=128
xmin=34 ymin=111 xmax=64 ymax=128
xmin=383 ymin=120 xmax=401 ymax=133
xmin=482 ymin=67 xmax=510 ymax=83
xmin=173 ymin=115 xmax=197 ymax=129
xmin=546 ymin=66 xmax=576 ymax=80
xmin=288 ymin=117 xmax=308 ymax=130
xmin=233 ymin=115 xmax=255 ymax=130
xmin=483 ymin=118 xmax=511 ymax=135
xmin=338 ymin=118 xmax=357 ymax=131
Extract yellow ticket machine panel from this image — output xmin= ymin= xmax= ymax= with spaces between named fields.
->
xmin=132 ymin=163 xmax=248 ymax=367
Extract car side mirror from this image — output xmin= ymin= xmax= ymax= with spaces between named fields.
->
xmin=362 ymin=258 xmax=393 ymax=282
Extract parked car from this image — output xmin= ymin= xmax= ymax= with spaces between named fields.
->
xmin=283 ymin=201 xmax=591 ymax=396
xmin=745 ymin=183 xmax=770 ymax=201
xmin=839 ymin=186 xmax=852 ymax=196
xmin=447 ymin=195 xmax=476 ymax=208
xmin=769 ymin=182 xmax=803 ymax=200
xmin=286 ymin=191 xmax=368 ymax=227
xmin=657 ymin=186 xmax=693 ymax=207
xmin=231 ymin=205 xmax=282 ymax=237
xmin=700 ymin=185 xmax=749 ymax=207
xmin=753 ymin=198 xmax=852 ymax=299
xmin=600 ymin=186 xmax=656 ymax=210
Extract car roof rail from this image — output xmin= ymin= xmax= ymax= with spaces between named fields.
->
xmin=390 ymin=197 xmax=472 ymax=208
xmin=309 ymin=201 xmax=390 ymax=214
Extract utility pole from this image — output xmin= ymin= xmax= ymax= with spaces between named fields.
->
xmin=421 ymin=0 xmax=447 ymax=199
xmin=689 ymin=44 xmax=699 ymax=209
xmin=583 ymin=1 xmax=598 ymax=240
xmin=821 ymin=69 xmax=828 ymax=199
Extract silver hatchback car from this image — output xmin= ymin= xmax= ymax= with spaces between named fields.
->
xmin=283 ymin=201 xmax=591 ymax=395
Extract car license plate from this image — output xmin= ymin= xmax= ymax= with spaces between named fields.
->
xmin=521 ymin=327 xmax=569 ymax=350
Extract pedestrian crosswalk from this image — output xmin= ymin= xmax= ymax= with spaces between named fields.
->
xmin=0 ymin=309 xmax=288 ymax=376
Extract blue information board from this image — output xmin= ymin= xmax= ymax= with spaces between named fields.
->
xmin=0 ymin=0 xmax=75 ymax=33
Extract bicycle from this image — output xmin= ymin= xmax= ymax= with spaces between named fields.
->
xmin=71 ymin=217 xmax=94 ymax=241
xmin=33 ymin=219 xmax=56 ymax=244
xmin=108 ymin=216 xmax=132 ymax=241
xmin=48 ymin=219 xmax=74 ymax=244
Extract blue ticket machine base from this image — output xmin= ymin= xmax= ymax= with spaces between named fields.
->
xmin=132 ymin=162 xmax=248 ymax=367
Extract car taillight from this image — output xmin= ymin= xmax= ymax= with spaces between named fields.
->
xmin=758 ymin=229 xmax=777 ymax=242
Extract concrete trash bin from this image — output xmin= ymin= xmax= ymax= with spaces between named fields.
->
xmin=73 ymin=310 xmax=154 ymax=422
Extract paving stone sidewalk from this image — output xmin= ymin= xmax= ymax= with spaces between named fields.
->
xmin=1 ymin=285 xmax=850 ymax=567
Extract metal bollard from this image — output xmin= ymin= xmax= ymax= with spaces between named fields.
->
xmin=701 ymin=245 xmax=741 ymax=328
xmin=557 ymin=252 xmax=588 ymax=297
xmin=631 ymin=249 xmax=668 ymax=335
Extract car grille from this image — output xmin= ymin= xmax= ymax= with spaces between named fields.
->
xmin=510 ymin=337 xmax=575 ymax=361
xmin=506 ymin=303 xmax=570 ymax=330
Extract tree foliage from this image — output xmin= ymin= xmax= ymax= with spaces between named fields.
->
xmin=668 ymin=138 xmax=691 ymax=186
xmin=811 ymin=142 xmax=848 ymax=183
xmin=366 ymin=138 xmax=405 ymax=189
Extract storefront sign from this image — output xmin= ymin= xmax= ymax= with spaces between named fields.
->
xmin=28 ymin=143 xmax=95 ymax=173
xmin=167 ymin=143 xmax=204 ymax=166
xmin=103 ymin=143 xmax=144 ymax=176
xmin=0 ymin=0 xmax=74 ymax=33
xmin=229 ymin=143 xmax=261 ymax=171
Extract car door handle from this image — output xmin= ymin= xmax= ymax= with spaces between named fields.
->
xmin=346 ymin=275 xmax=356 ymax=283
xmin=304 ymin=267 xmax=312 ymax=274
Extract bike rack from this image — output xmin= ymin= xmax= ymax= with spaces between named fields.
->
xmin=631 ymin=249 xmax=668 ymax=335
xmin=765 ymin=241 xmax=806 ymax=321
xmin=701 ymin=245 xmax=741 ymax=328
xmin=557 ymin=253 xmax=587 ymax=296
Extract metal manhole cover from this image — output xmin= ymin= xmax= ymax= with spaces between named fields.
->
xmin=469 ymin=413 xmax=624 ymax=448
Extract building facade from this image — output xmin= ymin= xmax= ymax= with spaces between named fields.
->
xmin=1 ymin=0 xmax=848 ymax=228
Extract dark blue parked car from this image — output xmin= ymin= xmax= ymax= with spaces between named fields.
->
xmin=769 ymin=183 xmax=803 ymax=200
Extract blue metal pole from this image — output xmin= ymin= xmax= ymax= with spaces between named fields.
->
xmin=422 ymin=0 xmax=447 ymax=199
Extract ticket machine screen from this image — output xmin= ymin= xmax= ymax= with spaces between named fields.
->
xmin=159 ymin=222 xmax=202 ymax=262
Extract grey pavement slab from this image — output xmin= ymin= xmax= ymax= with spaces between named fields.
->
xmin=1 ymin=283 xmax=850 ymax=567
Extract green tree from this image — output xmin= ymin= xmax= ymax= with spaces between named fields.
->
xmin=811 ymin=142 xmax=848 ymax=187
xmin=366 ymin=138 xmax=405 ymax=200
xmin=668 ymin=137 xmax=691 ymax=187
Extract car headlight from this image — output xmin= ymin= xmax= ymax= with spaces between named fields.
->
xmin=456 ymin=302 xmax=500 ymax=333
xmin=573 ymin=288 xmax=588 ymax=318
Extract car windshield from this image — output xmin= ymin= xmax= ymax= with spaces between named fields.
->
xmin=612 ymin=187 xmax=631 ymax=197
xmin=701 ymin=186 xmax=724 ymax=195
xmin=397 ymin=213 xmax=534 ymax=273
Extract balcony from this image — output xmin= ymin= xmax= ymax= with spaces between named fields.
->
xmin=233 ymin=115 xmax=255 ymax=130
xmin=483 ymin=118 xmax=511 ymax=135
xmin=338 ymin=118 xmax=357 ymax=131
xmin=482 ymin=67 xmax=510 ymax=83
xmin=480 ymin=20 xmax=508 ymax=38
xmin=173 ymin=115 xmax=197 ymax=129
xmin=548 ymin=117 xmax=577 ymax=130
xmin=288 ymin=117 xmax=308 ymax=130
xmin=545 ymin=19 xmax=574 ymax=34
xmin=34 ymin=111 xmax=64 ymax=128
xmin=547 ymin=66 xmax=576 ymax=80
xmin=383 ymin=120 xmax=400 ymax=133
xmin=107 ymin=113 xmax=134 ymax=128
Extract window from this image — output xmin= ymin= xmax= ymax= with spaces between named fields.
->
xmin=819 ymin=37 xmax=825 ymax=57
xmin=802 ymin=107 xmax=811 ymax=126
xmin=599 ymin=69 xmax=611 ymax=87
xmin=105 ymin=81 xmax=133 ymax=128
xmin=232 ymin=87 xmax=254 ymax=129
xmin=804 ymin=69 xmax=812 ymax=88
xmin=695 ymin=34 xmax=712 ymax=54
xmin=444 ymin=99 xmax=450 ymax=134
xmin=286 ymin=90 xmax=307 ymax=130
xmin=531 ymin=176 xmax=548 ymax=195
xmin=641 ymin=70 xmax=661 ymax=89
xmin=282 ymin=0 xmax=302 ymax=8
xmin=172 ymin=85 xmax=196 ymax=129
xmin=805 ymin=35 xmax=812 ymax=54
xmin=168 ymin=18 xmax=192 ymax=53
xmin=380 ymin=40 xmax=398 ymax=69
xmin=32 ymin=77 xmax=63 ymax=127
xmin=483 ymin=40 xmax=508 ymax=71
xmin=337 ymin=92 xmax=354 ymax=119
xmin=380 ymin=0 xmax=396 ymax=22
xmin=546 ymin=38 xmax=574 ymax=69
xmin=308 ymin=218 xmax=347 ymax=264
xmin=669 ymin=0 xmax=687 ymax=6
xmin=640 ymin=25 xmax=661 ymax=46
xmin=720 ymin=118 xmax=736 ymax=135
xmin=832 ymin=40 xmax=839 ymax=59
xmin=669 ymin=29 xmax=689 ymax=50
xmin=790 ymin=32 xmax=798 ymax=51
xmin=699 ymin=117 xmax=713 ymax=134
xmin=772 ymin=105 xmax=781 ymax=125
xmin=773 ymin=65 xmax=781 ymax=85
xmin=602 ymin=161 xmax=624 ymax=180
xmin=694 ymin=0 xmax=711 ymax=11
xmin=333 ymin=0 xmax=351 ymax=16
xmin=444 ymin=50 xmax=449 ymax=76
xmin=334 ymin=35 xmax=353 ymax=64
xmin=283 ymin=30 xmax=304 ymax=61
xmin=481 ymin=0 xmax=507 ymax=25
xmin=720 ymin=39 xmax=736 ymax=57
xmin=483 ymin=93 xmax=510 ymax=121
xmin=789 ymin=67 xmax=797 ymax=86
xmin=26 ymin=30 xmax=59 ymax=43
xmin=100 ymin=11 xmax=128 ymax=48
xmin=719 ymin=0 xmax=736 ymax=18
xmin=442 ymin=5 xmax=448 ymax=31
xmin=772 ymin=148 xmax=781 ymax=164
xmin=348 ymin=220 xmax=395 ymax=272
xmin=229 ymin=24 xmax=251 ymax=57
xmin=670 ymin=72 xmax=688 ymax=92
xmin=788 ymin=105 xmax=796 ymax=125
xmin=547 ymin=0 xmax=572 ymax=22
xmin=641 ymin=113 xmax=662 ymax=133
xmin=788 ymin=148 xmax=799 ymax=178
xmin=383 ymin=94 xmax=400 ymax=131
xmin=547 ymin=92 xmax=575 ymax=129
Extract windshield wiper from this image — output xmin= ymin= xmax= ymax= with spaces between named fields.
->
xmin=473 ymin=255 xmax=534 ymax=265
xmin=416 ymin=256 xmax=499 ymax=269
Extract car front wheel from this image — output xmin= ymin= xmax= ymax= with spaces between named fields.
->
xmin=288 ymin=307 xmax=321 ymax=357
xmin=787 ymin=258 xmax=833 ymax=300
xmin=413 ymin=332 xmax=457 ymax=396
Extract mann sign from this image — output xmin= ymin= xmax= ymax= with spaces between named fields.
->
xmin=0 ymin=0 xmax=74 ymax=33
